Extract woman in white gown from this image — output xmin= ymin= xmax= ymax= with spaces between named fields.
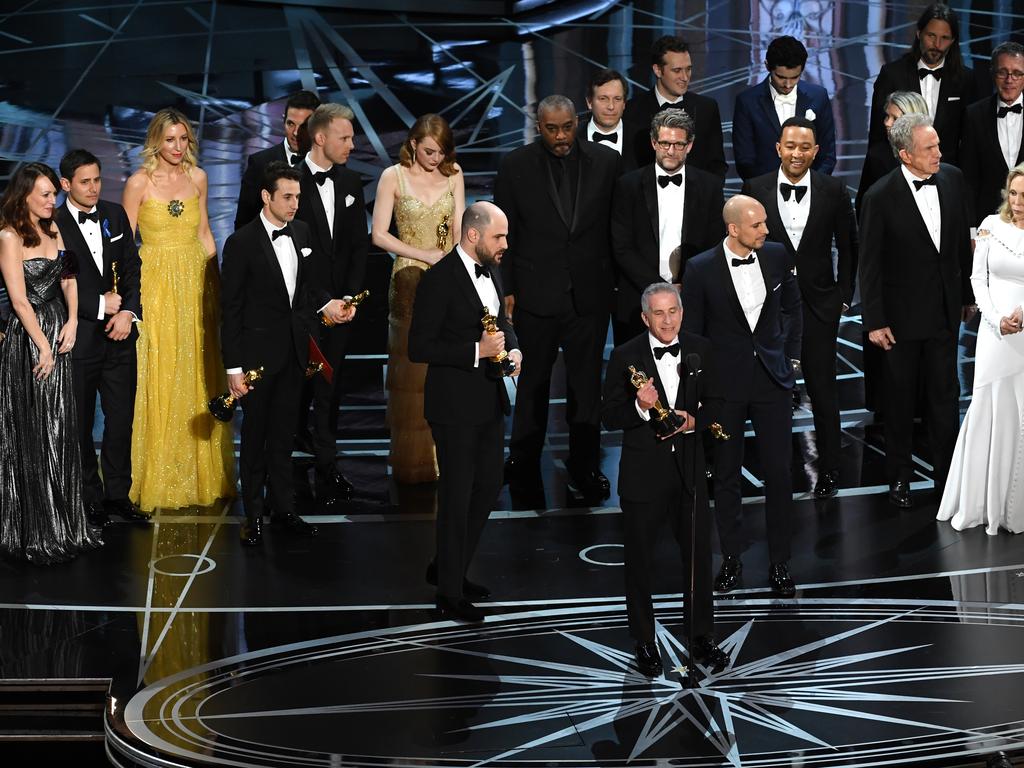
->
xmin=938 ymin=165 xmax=1024 ymax=534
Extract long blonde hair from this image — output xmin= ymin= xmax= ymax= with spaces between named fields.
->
xmin=141 ymin=108 xmax=199 ymax=176
xmin=999 ymin=164 xmax=1024 ymax=222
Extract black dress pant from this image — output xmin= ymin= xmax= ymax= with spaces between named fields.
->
xmin=801 ymin=307 xmax=841 ymax=473
xmin=430 ymin=409 xmax=504 ymax=599
xmin=72 ymin=341 xmax=136 ymax=504
xmin=300 ymin=322 xmax=352 ymax=476
xmin=713 ymin=360 xmax=793 ymax=563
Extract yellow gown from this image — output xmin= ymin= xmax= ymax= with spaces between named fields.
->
xmin=386 ymin=166 xmax=453 ymax=485
xmin=130 ymin=194 xmax=235 ymax=511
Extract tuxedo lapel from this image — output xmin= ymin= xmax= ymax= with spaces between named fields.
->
xmin=258 ymin=225 xmax=292 ymax=307
xmin=799 ymin=172 xmax=827 ymax=255
xmin=894 ymin=171 xmax=938 ymax=253
xmin=642 ymin=165 xmax=659 ymax=242
xmin=759 ymin=80 xmax=782 ymax=136
xmin=762 ymin=177 xmax=795 ymax=254
xmin=58 ymin=207 xmax=97 ymax=278
xmin=301 ymin=168 xmax=332 ymax=251
xmin=539 ymin=147 xmax=570 ymax=229
xmin=637 ymin=341 xmax=672 ymax=412
xmin=452 ymin=250 xmax=486 ymax=319
xmin=331 ymin=166 xmax=346 ymax=241
xmin=570 ymin=144 xmax=588 ymax=233
xmin=715 ymin=247 xmax=750 ymax=332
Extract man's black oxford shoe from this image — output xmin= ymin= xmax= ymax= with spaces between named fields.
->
xmin=813 ymin=469 xmax=839 ymax=499
xmin=888 ymin=480 xmax=912 ymax=508
xmin=634 ymin=641 xmax=663 ymax=677
xmin=692 ymin=635 xmax=730 ymax=673
xmin=240 ymin=515 xmax=263 ymax=546
xmin=714 ymin=556 xmax=743 ymax=593
xmin=106 ymin=498 xmax=149 ymax=522
xmin=425 ymin=561 xmax=491 ymax=600
xmin=274 ymin=513 xmax=319 ymax=536
xmin=85 ymin=500 xmax=110 ymax=528
xmin=769 ymin=561 xmax=796 ymax=598
xmin=436 ymin=595 xmax=484 ymax=622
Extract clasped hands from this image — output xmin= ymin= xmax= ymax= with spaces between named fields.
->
xmin=635 ymin=379 xmax=695 ymax=438
xmin=1000 ymin=306 xmax=1023 ymax=336
xmin=323 ymin=298 xmax=357 ymax=325
xmin=479 ymin=329 xmax=522 ymax=375
xmin=103 ymin=291 xmax=133 ymax=340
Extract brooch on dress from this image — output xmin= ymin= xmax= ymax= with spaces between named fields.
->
xmin=167 ymin=199 xmax=185 ymax=218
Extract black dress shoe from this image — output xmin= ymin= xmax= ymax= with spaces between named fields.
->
xmin=634 ymin=641 xmax=662 ymax=677
xmin=85 ymin=500 xmax=110 ymax=528
xmin=768 ymin=561 xmax=796 ymax=598
xmin=714 ymin=556 xmax=743 ymax=593
xmin=436 ymin=594 xmax=484 ymax=622
xmin=566 ymin=461 xmax=611 ymax=504
xmin=425 ymin=561 xmax=491 ymax=600
xmin=316 ymin=469 xmax=354 ymax=509
xmin=813 ymin=469 xmax=840 ymax=499
xmin=105 ymin=498 xmax=150 ymax=522
xmin=888 ymin=480 xmax=913 ymax=508
xmin=240 ymin=515 xmax=263 ymax=546
xmin=692 ymin=635 xmax=730 ymax=673
xmin=273 ymin=513 xmax=319 ymax=537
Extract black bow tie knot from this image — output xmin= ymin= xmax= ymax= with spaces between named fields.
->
xmin=78 ymin=210 xmax=99 ymax=225
xmin=592 ymin=131 xmax=617 ymax=144
xmin=779 ymin=183 xmax=807 ymax=203
xmin=912 ymin=176 xmax=937 ymax=191
xmin=474 ymin=263 xmax=490 ymax=279
xmin=653 ymin=342 xmax=680 ymax=360
xmin=998 ymin=103 xmax=1023 ymax=119
xmin=290 ymin=152 xmax=306 ymax=166
xmin=271 ymin=225 xmax=292 ymax=241
xmin=658 ymin=173 xmax=682 ymax=188
xmin=731 ymin=254 xmax=756 ymax=267
xmin=918 ymin=67 xmax=943 ymax=80
xmin=312 ymin=169 xmax=332 ymax=186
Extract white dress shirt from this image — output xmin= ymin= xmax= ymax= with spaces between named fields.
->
xmin=917 ymin=57 xmax=944 ymax=118
xmin=997 ymin=93 xmax=1024 ymax=171
xmin=636 ymin=332 xmax=681 ymax=421
xmin=67 ymin=199 xmax=105 ymax=319
xmin=305 ymin=155 xmax=335 ymax=238
xmin=587 ymin=117 xmax=623 ymax=155
xmin=655 ymin=164 xmax=685 ymax=281
xmin=655 ymin=85 xmax=684 ymax=108
xmin=776 ymin=168 xmax=811 ymax=251
xmin=723 ymin=238 xmax=767 ymax=332
xmin=772 ymin=85 xmax=798 ymax=126
xmin=901 ymin=164 xmax=942 ymax=251
xmin=283 ymin=139 xmax=301 ymax=167
xmin=458 ymin=245 xmax=502 ymax=367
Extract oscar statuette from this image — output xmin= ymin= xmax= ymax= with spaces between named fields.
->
xmin=110 ymin=261 xmax=119 ymax=294
xmin=321 ymin=289 xmax=369 ymax=327
xmin=209 ymin=367 xmax=264 ymax=422
xmin=628 ymin=365 xmax=685 ymax=437
xmin=436 ymin=212 xmax=451 ymax=250
xmin=480 ymin=306 xmax=516 ymax=377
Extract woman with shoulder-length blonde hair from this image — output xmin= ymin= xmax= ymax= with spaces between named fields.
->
xmin=372 ymin=113 xmax=466 ymax=485
xmin=121 ymin=108 xmax=234 ymax=511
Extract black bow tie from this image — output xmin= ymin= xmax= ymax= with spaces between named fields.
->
xmin=998 ymin=103 xmax=1023 ymax=118
xmin=271 ymin=226 xmax=292 ymax=241
xmin=592 ymin=131 xmax=617 ymax=144
xmin=290 ymin=152 xmax=306 ymax=166
xmin=912 ymin=176 xmax=937 ymax=191
xmin=312 ymin=170 xmax=332 ymax=186
xmin=474 ymin=263 xmax=490 ymax=279
xmin=658 ymin=173 xmax=682 ymax=188
xmin=779 ymin=183 xmax=807 ymax=203
xmin=78 ymin=210 xmax=99 ymax=225
xmin=662 ymin=100 xmax=686 ymax=110
xmin=731 ymin=255 xmax=756 ymax=267
xmin=653 ymin=342 xmax=680 ymax=360
xmin=918 ymin=67 xmax=943 ymax=80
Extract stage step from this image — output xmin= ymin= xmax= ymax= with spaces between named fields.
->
xmin=0 ymin=678 xmax=108 ymax=741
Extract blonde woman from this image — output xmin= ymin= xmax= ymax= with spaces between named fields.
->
xmin=122 ymin=108 xmax=234 ymax=511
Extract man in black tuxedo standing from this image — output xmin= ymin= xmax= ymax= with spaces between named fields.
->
xmin=741 ymin=117 xmax=857 ymax=499
xmin=222 ymin=162 xmax=319 ymax=547
xmin=55 ymin=149 xmax=147 ymax=527
xmin=409 ymin=202 xmax=521 ymax=622
xmin=294 ymin=102 xmax=369 ymax=509
xmin=602 ymin=282 xmax=728 ymax=677
xmin=859 ymin=113 xmax=973 ymax=508
xmin=623 ymin=35 xmax=727 ymax=178
xmin=582 ymin=68 xmax=640 ymax=171
xmin=494 ymin=94 xmax=620 ymax=504
xmin=961 ymin=42 xmax=1024 ymax=225
xmin=867 ymin=3 xmax=974 ymax=166
xmin=611 ymin=108 xmax=724 ymax=345
xmin=234 ymin=90 xmax=320 ymax=230
xmin=681 ymin=196 xmax=802 ymax=597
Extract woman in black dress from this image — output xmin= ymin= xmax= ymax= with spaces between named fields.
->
xmin=0 ymin=163 xmax=102 ymax=563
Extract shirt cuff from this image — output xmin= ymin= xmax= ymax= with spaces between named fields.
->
xmin=474 ymin=342 xmax=480 ymax=368
xmin=226 ymin=367 xmax=243 ymax=375
xmin=97 ymin=295 xmax=105 ymax=320
xmin=318 ymin=301 xmax=331 ymax=313
xmin=635 ymin=400 xmax=651 ymax=421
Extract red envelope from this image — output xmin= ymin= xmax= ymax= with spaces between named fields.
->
xmin=307 ymin=335 xmax=334 ymax=385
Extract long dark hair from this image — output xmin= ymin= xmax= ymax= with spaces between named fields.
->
xmin=908 ymin=3 xmax=964 ymax=77
xmin=0 ymin=163 xmax=59 ymax=248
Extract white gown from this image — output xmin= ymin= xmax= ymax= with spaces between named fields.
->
xmin=938 ymin=214 xmax=1024 ymax=534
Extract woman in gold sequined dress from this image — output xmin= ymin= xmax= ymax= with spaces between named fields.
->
xmin=372 ymin=114 xmax=465 ymax=485
xmin=121 ymin=109 xmax=234 ymax=511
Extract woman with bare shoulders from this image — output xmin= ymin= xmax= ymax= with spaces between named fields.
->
xmin=0 ymin=163 xmax=102 ymax=563
xmin=122 ymin=108 xmax=234 ymax=511
xmin=372 ymin=114 xmax=466 ymax=485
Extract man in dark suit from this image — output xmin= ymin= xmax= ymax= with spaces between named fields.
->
xmin=732 ymin=36 xmax=837 ymax=182
xmin=294 ymin=102 xmax=370 ymax=509
xmin=624 ymin=35 xmax=727 ymax=179
xmin=494 ymin=94 xmax=621 ymax=504
xmin=610 ymin=107 xmax=724 ymax=344
xmin=741 ymin=117 xmax=857 ymax=498
xmin=859 ymin=113 xmax=973 ymax=508
xmin=582 ymin=68 xmax=640 ymax=171
xmin=222 ymin=162 xmax=318 ymax=547
xmin=867 ymin=3 xmax=975 ymax=166
xmin=409 ymin=202 xmax=521 ymax=622
xmin=961 ymin=42 xmax=1024 ymax=225
xmin=682 ymin=196 xmax=802 ymax=597
xmin=234 ymin=90 xmax=320 ymax=230
xmin=602 ymin=282 xmax=728 ymax=678
xmin=56 ymin=149 xmax=147 ymax=527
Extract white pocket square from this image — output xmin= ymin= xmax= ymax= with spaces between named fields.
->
xmin=947 ymin=96 xmax=960 ymax=102
xmin=345 ymin=194 xmax=355 ymax=207
xmin=772 ymin=282 xmax=782 ymax=292
xmin=109 ymin=233 xmax=123 ymax=243
xmin=804 ymin=108 xmax=816 ymax=121
xmin=300 ymin=247 xmax=312 ymax=258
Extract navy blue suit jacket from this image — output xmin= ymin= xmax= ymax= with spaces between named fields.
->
xmin=732 ymin=78 xmax=836 ymax=181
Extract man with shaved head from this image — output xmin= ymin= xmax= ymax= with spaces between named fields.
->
xmin=681 ymin=195 xmax=802 ymax=598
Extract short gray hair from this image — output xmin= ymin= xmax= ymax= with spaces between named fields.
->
xmin=889 ymin=113 xmax=933 ymax=159
xmin=537 ymin=94 xmax=576 ymax=118
xmin=640 ymin=281 xmax=681 ymax=314
xmin=649 ymin=108 xmax=695 ymax=143
xmin=308 ymin=102 xmax=355 ymax=140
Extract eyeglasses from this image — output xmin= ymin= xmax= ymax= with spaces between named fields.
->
xmin=655 ymin=141 xmax=690 ymax=151
xmin=995 ymin=69 xmax=1024 ymax=81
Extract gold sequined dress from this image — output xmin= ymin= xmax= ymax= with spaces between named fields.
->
xmin=386 ymin=166 xmax=453 ymax=484
xmin=130 ymin=194 xmax=234 ymax=510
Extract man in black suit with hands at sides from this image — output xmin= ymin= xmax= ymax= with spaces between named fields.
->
xmin=409 ymin=202 xmax=521 ymax=622
xmin=682 ymin=196 xmax=802 ymax=598
xmin=222 ymin=162 xmax=319 ymax=547
xmin=741 ymin=117 xmax=858 ymax=499
xmin=603 ymin=282 xmax=728 ymax=678
xmin=858 ymin=114 xmax=973 ymax=509
xmin=55 ymin=149 xmax=147 ymax=527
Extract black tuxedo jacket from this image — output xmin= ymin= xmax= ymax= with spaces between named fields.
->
xmin=494 ymin=139 xmax=621 ymax=317
xmin=220 ymin=216 xmax=313 ymax=376
xmin=610 ymin=163 xmax=724 ymax=322
xmin=960 ymin=95 xmax=1024 ymax=225
xmin=623 ymin=89 xmax=727 ymax=178
xmin=602 ymin=329 xmax=719 ymax=501
xmin=681 ymin=242 xmax=802 ymax=400
xmin=54 ymin=200 xmax=142 ymax=360
xmin=579 ymin=111 xmax=641 ymax=171
xmin=742 ymin=169 xmax=857 ymax=322
xmin=408 ymin=250 xmax=518 ymax=425
xmin=234 ymin=142 xmax=288 ymax=231
xmin=868 ymin=54 xmax=975 ymax=165
xmin=294 ymin=161 xmax=369 ymax=309
xmin=855 ymin=140 xmax=898 ymax=218
xmin=858 ymin=163 xmax=973 ymax=340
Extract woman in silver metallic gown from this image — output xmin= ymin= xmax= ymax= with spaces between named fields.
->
xmin=0 ymin=163 xmax=102 ymax=564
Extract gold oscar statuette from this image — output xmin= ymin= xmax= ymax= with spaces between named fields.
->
xmin=436 ymin=212 xmax=451 ymax=250
xmin=709 ymin=422 xmax=730 ymax=441
xmin=208 ymin=367 xmax=264 ymax=422
xmin=628 ymin=365 xmax=684 ymax=438
xmin=480 ymin=307 xmax=516 ymax=377
xmin=321 ymin=289 xmax=370 ymax=327
xmin=110 ymin=261 xmax=119 ymax=294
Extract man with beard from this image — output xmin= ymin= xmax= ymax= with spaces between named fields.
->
xmin=409 ymin=201 xmax=521 ymax=622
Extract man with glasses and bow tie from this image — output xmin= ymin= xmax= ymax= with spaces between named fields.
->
xmin=610 ymin=108 xmax=724 ymax=345
xmin=859 ymin=114 xmax=973 ymax=510
xmin=681 ymin=195 xmax=802 ymax=598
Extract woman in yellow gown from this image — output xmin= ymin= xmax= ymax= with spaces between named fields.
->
xmin=122 ymin=108 xmax=234 ymax=511
xmin=371 ymin=114 xmax=465 ymax=485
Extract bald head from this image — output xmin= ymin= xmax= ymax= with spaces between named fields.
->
xmin=724 ymin=194 xmax=769 ymax=253
xmin=461 ymin=200 xmax=508 ymax=269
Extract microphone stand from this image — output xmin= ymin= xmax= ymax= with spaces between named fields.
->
xmin=683 ymin=353 xmax=702 ymax=689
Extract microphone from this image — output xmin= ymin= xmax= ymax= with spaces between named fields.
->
xmin=684 ymin=353 xmax=701 ymax=376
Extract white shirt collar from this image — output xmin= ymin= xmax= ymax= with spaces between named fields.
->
xmin=259 ymin=210 xmax=290 ymax=239
xmin=777 ymin=167 xmax=810 ymax=188
xmin=917 ymin=57 xmax=946 ymax=71
xmin=654 ymin=84 xmax=684 ymax=106
xmin=648 ymin=332 xmax=678 ymax=355
xmin=771 ymin=83 xmax=798 ymax=104
xmin=999 ymin=93 xmax=1024 ymax=109
xmin=900 ymin=163 xmax=933 ymax=186
xmin=655 ymin=163 xmax=684 ymax=178
xmin=305 ymin=155 xmax=331 ymax=174
xmin=66 ymin=198 xmax=97 ymax=216
xmin=588 ymin=118 xmax=622 ymax=136
xmin=723 ymin=237 xmax=755 ymax=262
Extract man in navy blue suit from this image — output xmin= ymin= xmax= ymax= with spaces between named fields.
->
xmin=732 ymin=36 xmax=836 ymax=182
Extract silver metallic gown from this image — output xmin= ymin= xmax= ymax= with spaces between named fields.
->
xmin=0 ymin=250 xmax=102 ymax=564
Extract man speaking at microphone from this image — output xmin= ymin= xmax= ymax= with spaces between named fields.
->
xmin=602 ymin=282 xmax=728 ymax=678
